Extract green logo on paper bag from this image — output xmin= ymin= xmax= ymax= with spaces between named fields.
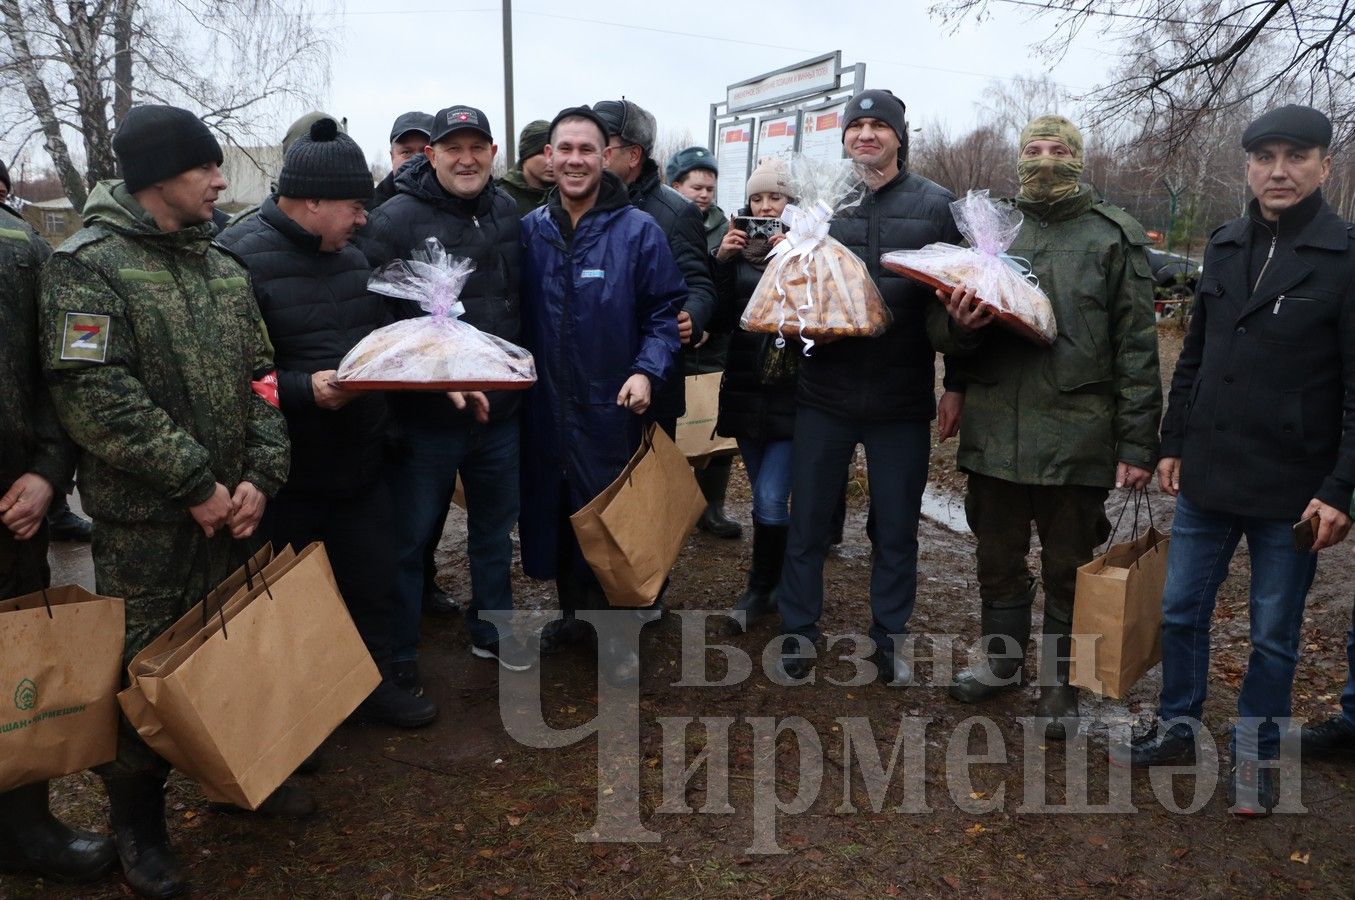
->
xmin=14 ymin=679 xmax=37 ymax=711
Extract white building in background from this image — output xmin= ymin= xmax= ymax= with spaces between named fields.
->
xmin=219 ymin=144 xmax=284 ymax=210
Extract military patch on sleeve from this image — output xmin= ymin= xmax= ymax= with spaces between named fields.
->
xmin=60 ymin=312 xmax=111 ymax=363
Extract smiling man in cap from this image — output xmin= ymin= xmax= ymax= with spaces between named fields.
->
xmin=362 ymin=103 xmax=531 ymax=688
xmin=1117 ymin=104 xmax=1355 ymax=817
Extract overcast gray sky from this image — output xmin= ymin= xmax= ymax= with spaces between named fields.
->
xmin=322 ymin=0 xmax=1117 ymax=168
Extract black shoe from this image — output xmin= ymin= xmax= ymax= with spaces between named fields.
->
xmin=47 ymin=506 xmax=92 ymax=542
xmin=355 ymin=679 xmax=439 ymax=728
xmin=0 ymin=781 xmax=117 ymax=882
xmin=871 ymin=648 xmax=913 ymax=687
xmin=207 ymin=782 xmax=317 ymax=819
xmin=775 ymin=637 xmax=816 ymax=682
xmin=1035 ymin=685 xmax=1080 ymax=741
xmin=103 ymin=774 xmax=187 ymax=900
xmin=422 ymin=588 xmax=461 ymax=617
xmin=1110 ymin=721 xmax=1198 ymax=768
xmin=540 ymin=615 xmax=592 ymax=655
xmin=723 ymin=523 xmax=786 ymax=636
xmin=472 ymin=635 xmax=535 ymax=672
xmin=391 ymin=659 xmax=424 ymax=697
xmin=948 ymin=602 xmax=1033 ymax=703
xmin=1300 ymin=715 xmax=1355 ymax=758
xmin=697 ymin=506 xmax=743 ymax=539
xmin=1227 ymin=758 xmax=1279 ymax=817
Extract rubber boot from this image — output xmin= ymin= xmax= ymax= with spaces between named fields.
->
xmin=724 ymin=523 xmax=787 ymax=636
xmin=695 ymin=459 xmax=742 ymax=539
xmin=949 ymin=598 xmax=1033 ymax=703
xmin=1035 ymin=624 xmax=1079 ymax=741
xmin=0 ymin=780 xmax=117 ymax=882
xmin=102 ymin=773 xmax=187 ymax=899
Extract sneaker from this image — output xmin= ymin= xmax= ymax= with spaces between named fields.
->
xmin=354 ymin=679 xmax=438 ymax=728
xmin=1300 ymin=715 xmax=1355 ymax=758
xmin=1110 ymin=721 xmax=1197 ymax=768
xmin=422 ymin=588 xmax=461 ymax=617
xmin=391 ymin=659 xmax=424 ymax=697
xmin=472 ymin=635 xmax=535 ymax=672
xmin=1227 ymin=758 xmax=1279 ymax=817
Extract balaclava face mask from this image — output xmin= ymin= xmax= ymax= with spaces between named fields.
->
xmin=1017 ymin=114 xmax=1084 ymax=204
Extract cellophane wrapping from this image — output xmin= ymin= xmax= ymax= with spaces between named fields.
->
xmin=880 ymin=189 xmax=1057 ymax=344
xmin=336 ymin=238 xmax=536 ymax=386
xmin=739 ymin=155 xmax=890 ymax=351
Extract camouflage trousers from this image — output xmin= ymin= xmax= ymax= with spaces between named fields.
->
xmin=963 ymin=473 xmax=1111 ymax=628
xmin=0 ymin=522 xmax=49 ymax=599
xmin=91 ymin=518 xmax=242 ymax=778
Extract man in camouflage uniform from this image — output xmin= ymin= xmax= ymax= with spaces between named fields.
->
xmin=0 ymin=191 xmax=118 ymax=884
xmin=41 ymin=104 xmax=291 ymax=900
xmin=932 ymin=115 xmax=1161 ymax=739
xmin=499 ymin=119 xmax=554 ymax=217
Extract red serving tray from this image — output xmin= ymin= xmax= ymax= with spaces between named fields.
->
xmin=882 ymin=259 xmax=1053 ymax=347
xmin=335 ymin=379 xmax=535 ymax=392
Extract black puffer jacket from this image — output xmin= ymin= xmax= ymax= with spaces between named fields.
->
xmin=360 ymin=155 xmax=522 ymax=425
xmin=713 ymin=247 xmax=797 ymax=443
xmin=629 ymin=158 xmax=718 ymax=421
xmin=800 ymin=168 xmax=962 ymax=421
xmin=217 ymin=197 xmax=392 ymax=498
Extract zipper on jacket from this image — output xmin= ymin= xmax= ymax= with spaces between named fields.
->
xmin=473 ymin=215 xmax=481 ymax=229
xmin=1253 ymin=220 xmax=1277 ymax=297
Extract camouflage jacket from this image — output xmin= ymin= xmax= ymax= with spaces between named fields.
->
xmin=929 ymin=186 xmax=1162 ymax=488
xmin=40 ymin=181 xmax=289 ymax=524
xmin=1 ymin=206 xmax=75 ymax=494
xmin=499 ymin=166 xmax=549 ymax=219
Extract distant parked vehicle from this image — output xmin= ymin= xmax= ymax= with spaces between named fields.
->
xmin=1145 ymin=247 xmax=1201 ymax=320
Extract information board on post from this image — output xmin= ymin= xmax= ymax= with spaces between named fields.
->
xmin=709 ymin=52 xmax=863 ymax=214
xmin=715 ymin=121 xmax=754 ymax=217
xmin=799 ymin=101 xmax=848 ymax=165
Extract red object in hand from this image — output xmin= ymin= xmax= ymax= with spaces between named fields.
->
xmin=251 ymin=370 xmax=280 ymax=408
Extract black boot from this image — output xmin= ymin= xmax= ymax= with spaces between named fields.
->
xmin=46 ymin=495 xmax=92 ymax=542
xmin=724 ymin=523 xmax=787 ymax=636
xmin=949 ymin=601 xmax=1033 ymax=703
xmin=102 ymin=773 xmax=187 ymax=899
xmin=695 ymin=459 xmax=742 ymax=539
xmin=541 ymin=567 xmax=594 ymax=655
xmin=0 ymin=780 xmax=117 ymax=882
xmin=1034 ymin=622 xmax=1079 ymax=741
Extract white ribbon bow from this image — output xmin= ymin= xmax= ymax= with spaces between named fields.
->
xmin=766 ymin=201 xmax=835 ymax=354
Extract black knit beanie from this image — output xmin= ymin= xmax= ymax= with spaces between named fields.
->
xmin=277 ymin=117 xmax=373 ymax=201
xmin=0 ymin=158 xmax=10 ymax=192
xmin=114 ymin=105 xmax=223 ymax=193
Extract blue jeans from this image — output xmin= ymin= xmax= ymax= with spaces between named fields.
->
xmin=387 ymin=417 xmax=520 ymax=660
xmin=737 ymin=438 xmax=793 ymax=526
xmin=778 ymin=406 xmax=929 ymax=657
xmin=1158 ymin=492 xmax=1318 ymax=759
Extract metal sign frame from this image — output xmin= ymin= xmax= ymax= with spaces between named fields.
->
xmin=725 ymin=51 xmax=842 ymax=114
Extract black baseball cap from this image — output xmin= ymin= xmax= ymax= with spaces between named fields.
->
xmin=389 ymin=111 xmax=434 ymax=144
xmin=430 ymin=106 xmax=493 ymax=145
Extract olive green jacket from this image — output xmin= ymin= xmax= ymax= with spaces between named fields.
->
xmin=929 ymin=186 xmax=1162 ymax=488
xmin=1 ymin=206 xmax=75 ymax=494
xmin=40 ymin=182 xmax=289 ymax=524
xmin=499 ymin=167 xmax=549 ymax=219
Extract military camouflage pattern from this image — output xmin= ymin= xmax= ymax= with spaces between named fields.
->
xmin=930 ymin=185 xmax=1162 ymax=488
xmin=1 ymin=206 xmax=74 ymax=499
xmin=40 ymin=181 xmax=289 ymax=524
xmin=91 ymin=520 xmax=244 ymax=776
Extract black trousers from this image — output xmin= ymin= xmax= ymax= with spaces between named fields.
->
xmin=0 ymin=522 xmax=49 ymax=599
xmin=260 ymin=482 xmax=395 ymax=668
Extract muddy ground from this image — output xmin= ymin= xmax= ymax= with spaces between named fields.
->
xmin=6 ymin=325 xmax=1355 ymax=899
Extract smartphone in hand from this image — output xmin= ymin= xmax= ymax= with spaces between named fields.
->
xmin=733 ymin=216 xmax=786 ymax=239
xmin=1293 ymin=514 xmax=1319 ymax=552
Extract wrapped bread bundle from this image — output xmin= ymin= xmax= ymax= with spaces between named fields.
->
xmin=336 ymin=238 xmax=536 ymax=391
xmin=881 ymin=190 xmax=1057 ymax=346
xmin=740 ymin=155 xmax=890 ymax=353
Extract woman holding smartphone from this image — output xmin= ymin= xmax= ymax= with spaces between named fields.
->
xmin=712 ymin=158 xmax=797 ymax=634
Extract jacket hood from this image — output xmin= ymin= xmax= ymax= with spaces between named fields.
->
xmin=394 ymin=154 xmax=498 ymax=217
xmin=82 ymin=179 xmax=216 ymax=252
